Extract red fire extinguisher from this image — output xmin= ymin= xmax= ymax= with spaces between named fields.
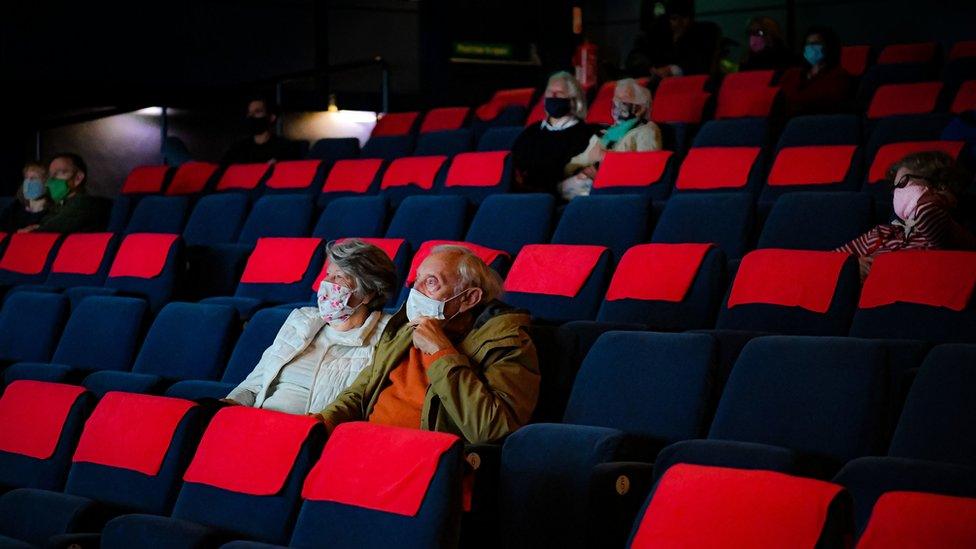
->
xmin=574 ymin=39 xmax=598 ymax=90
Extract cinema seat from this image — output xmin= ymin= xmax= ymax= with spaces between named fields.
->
xmin=82 ymin=302 xmax=237 ymax=396
xmin=183 ymin=194 xmax=250 ymax=247
xmin=165 ymin=161 xmax=219 ymax=196
xmin=371 ymin=112 xmax=420 ymax=137
xmin=757 ymin=192 xmax=874 ymax=250
xmin=590 ymin=151 xmax=674 ymax=199
xmin=673 ymin=119 xmax=767 ymax=195
xmin=651 ymin=193 xmax=755 ymax=260
xmin=476 ymin=127 xmax=523 ymax=152
xmin=214 ymin=163 xmax=272 ymax=196
xmin=312 ymin=196 xmax=388 ymax=242
xmin=360 ymin=135 xmax=415 ymax=161
xmin=465 ymin=194 xmax=555 ymax=256
xmin=474 ymin=87 xmax=535 ymax=127
xmin=551 ymin=195 xmax=652 ymax=262
xmin=650 ymin=75 xmax=711 ymax=155
xmin=866 ymin=82 xmax=943 ymax=119
xmin=714 ymin=70 xmax=779 ymax=119
xmin=849 ymin=250 xmax=976 ymax=343
xmin=307 ymin=137 xmax=360 ymax=163
xmin=100 ymin=407 xmax=325 ymax=547
xmin=413 ymin=129 xmax=474 ymax=156
xmin=877 ymin=42 xmax=939 ymax=66
xmin=439 ymin=151 xmax=511 ymax=203
xmin=31 ymin=232 xmax=119 ymax=292
xmin=0 ymin=381 xmax=93 ymax=492
xmin=503 ymin=244 xmax=613 ymax=322
xmin=223 ymin=422 xmax=464 ymax=549
xmin=419 ymin=106 xmax=470 ymax=134
xmin=596 ymin=243 xmax=726 ymax=330
xmin=4 ymin=296 xmax=147 ymax=385
xmin=385 ymin=195 xmax=468 ymax=252
xmin=0 ymin=392 xmax=204 ymax=548
xmin=0 ymin=232 xmax=62 ymax=287
xmin=379 ymin=156 xmax=449 ymax=206
xmin=716 ymin=249 xmax=860 ymax=336
xmin=120 ymin=165 xmax=171 ymax=196
xmin=841 ymin=45 xmax=872 ymax=77
xmin=627 ymin=464 xmax=852 ymax=548
xmin=261 ymin=160 xmax=327 ymax=195
xmin=0 ymin=292 xmax=70 ymax=369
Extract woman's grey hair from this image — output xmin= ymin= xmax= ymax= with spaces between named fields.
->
xmin=431 ymin=245 xmax=504 ymax=302
xmin=548 ymin=71 xmax=588 ymax=119
xmin=615 ymin=78 xmax=652 ymax=114
xmin=325 ymin=239 xmax=397 ymax=311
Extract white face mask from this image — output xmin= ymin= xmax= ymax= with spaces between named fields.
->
xmin=317 ymin=281 xmax=361 ymax=324
xmin=405 ymin=287 xmax=470 ymax=323
xmin=893 ymin=184 xmax=928 ymax=221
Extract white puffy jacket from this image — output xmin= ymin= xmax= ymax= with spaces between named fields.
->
xmin=227 ymin=307 xmax=390 ymax=414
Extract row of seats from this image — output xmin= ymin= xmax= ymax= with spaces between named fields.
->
xmin=0 ymin=383 xmax=463 ymax=548
xmin=499 ymin=332 xmax=976 ymax=547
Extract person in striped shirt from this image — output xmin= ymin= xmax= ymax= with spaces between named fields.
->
xmin=837 ymin=151 xmax=976 ymax=279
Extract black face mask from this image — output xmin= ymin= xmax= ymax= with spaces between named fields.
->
xmin=246 ymin=115 xmax=271 ymax=135
xmin=544 ymin=97 xmax=572 ymax=119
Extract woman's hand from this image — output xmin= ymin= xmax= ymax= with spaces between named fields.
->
xmin=219 ymin=398 xmax=240 ymax=406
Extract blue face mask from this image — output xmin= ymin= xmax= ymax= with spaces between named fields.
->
xmin=804 ymin=44 xmax=825 ymax=66
xmin=22 ymin=178 xmax=45 ymax=200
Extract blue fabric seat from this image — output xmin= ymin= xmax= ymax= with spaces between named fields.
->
xmin=166 ymin=307 xmax=290 ymax=400
xmin=654 ymin=336 xmax=889 ymax=481
xmin=360 ymin=135 xmax=414 ymax=160
xmin=384 ymin=195 xmax=468 ymax=252
xmin=123 ymin=196 xmax=189 ymax=235
xmin=476 ymin=126 xmax=523 ymax=151
xmin=757 ymin=192 xmax=874 ymax=250
xmin=465 ymin=193 xmax=554 ymax=255
xmin=503 ymin=245 xmax=613 ymax=323
xmin=651 ymin=192 xmax=755 ymax=260
xmin=0 ymin=292 xmax=69 ymax=369
xmin=413 ymin=129 xmax=473 ymax=156
xmin=183 ymin=194 xmax=250 ymax=247
xmin=0 ymin=393 xmax=205 ymax=547
xmin=551 ymin=195 xmax=653 ymax=262
xmin=311 ymin=196 xmax=387 ymax=241
xmin=306 ymin=137 xmax=360 ymax=163
xmin=673 ymin=119 xmax=769 ymax=196
xmin=82 ymin=302 xmax=237 ymax=396
xmin=4 ymin=296 xmax=147 ymax=385
xmin=12 ymin=233 xmax=121 ymax=293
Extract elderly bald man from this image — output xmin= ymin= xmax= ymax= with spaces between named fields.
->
xmin=314 ymin=245 xmax=539 ymax=445
xmin=562 ymin=78 xmax=663 ymax=199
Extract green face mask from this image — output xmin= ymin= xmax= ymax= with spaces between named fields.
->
xmin=600 ymin=117 xmax=640 ymax=148
xmin=46 ymin=178 xmax=70 ymax=202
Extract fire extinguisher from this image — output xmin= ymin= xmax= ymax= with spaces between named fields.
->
xmin=574 ymin=39 xmax=598 ymax=90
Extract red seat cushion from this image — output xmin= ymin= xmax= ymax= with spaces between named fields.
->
xmin=721 ymin=70 xmax=775 ymax=90
xmin=0 ymin=381 xmax=87 ymax=459
xmin=868 ymin=141 xmax=965 ymax=183
xmin=444 ymin=152 xmax=508 ymax=187
xmin=239 ymin=237 xmax=322 ymax=284
xmin=593 ymin=151 xmax=673 ymax=189
xmin=51 ymin=233 xmax=114 ymax=275
xmin=312 ymin=237 xmax=405 ymax=290
xmin=108 ymin=233 xmax=179 ymax=279
xmin=216 ymin=163 xmax=270 ymax=191
xmin=0 ymin=232 xmax=60 ymax=275
xmin=406 ymin=240 xmax=507 ymax=285
xmin=72 ymin=392 xmax=195 ymax=476
xmin=878 ymin=42 xmax=937 ymax=65
xmin=859 ymin=250 xmax=976 ymax=311
xmin=857 ymin=491 xmax=976 ymax=548
xmin=475 ymin=88 xmax=535 ymax=122
xmin=302 ymin=422 xmax=459 ymax=516
xmin=651 ymin=92 xmax=710 ymax=124
xmin=166 ymin=162 xmax=218 ymax=195
xmin=951 ymin=80 xmax=976 ymax=114
xmin=605 ymin=243 xmax=712 ymax=302
xmin=715 ymin=86 xmax=779 ymax=119
xmin=658 ymin=75 xmax=709 ymax=95
xmin=183 ymin=406 xmax=319 ymax=496
xmin=950 ymin=40 xmax=976 ymax=61
xmin=630 ymin=464 xmax=845 ymax=549
xmin=675 ymin=147 xmax=760 ymax=190
xmin=867 ymin=82 xmax=943 ymax=119
xmin=767 ymin=145 xmax=857 ymax=186
xmin=727 ymin=249 xmax=849 ymax=313
xmin=122 ymin=166 xmax=169 ymax=194
xmin=372 ymin=112 xmax=419 ymax=137
xmin=585 ymin=81 xmax=618 ymax=125
xmin=264 ymin=160 xmax=322 ymax=190
xmin=503 ymin=244 xmax=607 ymax=297
xmin=419 ymin=107 xmax=469 ymax=133
xmin=524 ymin=97 xmax=547 ymax=127
xmin=322 ymin=159 xmax=384 ymax=194
xmin=841 ymin=45 xmax=871 ymax=76
xmin=380 ymin=156 xmax=447 ymax=190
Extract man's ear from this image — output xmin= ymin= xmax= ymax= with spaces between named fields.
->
xmin=458 ymin=287 xmax=483 ymax=314
xmin=70 ymin=171 xmax=85 ymax=188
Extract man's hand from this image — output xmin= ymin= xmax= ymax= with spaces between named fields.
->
xmin=581 ymin=166 xmax=599 ymax=179
xmin=411 ymin=317 xmax=453 ymax=355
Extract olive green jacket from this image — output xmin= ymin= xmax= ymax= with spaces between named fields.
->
xmin=318 ymin=301 xmax=539 ymax=444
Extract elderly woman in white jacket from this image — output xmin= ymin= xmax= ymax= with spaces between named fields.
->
xmin=223 ymin=239 xmax=396 ymax=415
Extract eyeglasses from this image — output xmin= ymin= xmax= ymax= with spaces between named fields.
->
xmin=894 ymin=173 xmax=929 ymax=189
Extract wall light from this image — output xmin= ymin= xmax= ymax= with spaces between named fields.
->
xmin=135 ymin=106 xmax=164 ymax=116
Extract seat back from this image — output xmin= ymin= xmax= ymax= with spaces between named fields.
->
xmin=758 ymin=192 xmax=874 ymax=250
xmin=307 ymin=137 xmax=360 ymax=163
xmin=237 ymin=195 xmax=314 ymax=245
xmin=312 ymin=196 xmax=387 ymax=241
xmin=440 ymin=151 xmax=512 ymax=203
xmin=419 ymin=107 xmax=470 ymax=134
xmin=131 ymin=302 xmax=237 ymax=381
xmin=183 ymin=194 xmax=250 ymax=246
xmin=652 ymin=192 xmax=754 ymax=259
xmin=503 ymin=244 xmax=613 ymax=322
xmin=124 ymin=196 xmax=189 ymax=234
xmin=856 ymin=491 xmax=976 ymax=548
xmin=413 ymin=129 xmax=473 ymax=156
xmin=552 ymin=195 xmax=652 ymax=261
xmin=220 ymin=307 xmax=291 ymax=385
xmin=0 ymin=232 xmax=61 ymax=285
xmin=166 ymin=162 xmax=218 ymax=196
xmin=45 ymin=232 xmax=117 ymax=288
xmin=121 ymin=165 xmax=170 ymax=195
xmin=0 ymin=292 xmax=69 ymax=363
xmin=385 ymin=195 xmax=467 ymax=251
xmin=104 ymin=233 xmax=184 ymax=313
xmin=262 ymin=160 xmax=326 ymax=194
xmin=214 ymin=163 xmax=271 ymax=193
xmin=52 ymin=296 xmax=147 ymax=373
xmin=466 ymin=193 xmax=554 ymax=255
xmin=591 ymin=151 xmax=674 ymax=199
xmin=233 ymin=237 xmax=325 ymax=306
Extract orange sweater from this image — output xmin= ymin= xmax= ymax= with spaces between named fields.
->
xmin=368 ymin=347 xmax=455 ymax=429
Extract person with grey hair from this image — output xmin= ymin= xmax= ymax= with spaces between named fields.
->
xmin=563 ymin=78 xmax=663 ymax=199
xmin=222 ymin=239 xmax=396 ymax=414
xmin=315 ymin=245 xmax=539 ymax=445
xmin=511 ymin=71 xmax=596 ymax=198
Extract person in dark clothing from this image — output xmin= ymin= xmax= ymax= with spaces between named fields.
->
xmin=740 ymin=16 xmax=802 ymax=72
xmin=20 ymin=153 xmax=110 ymax=234
xmin=626 ymin=0 xmax=721 ymax=78
xmin=778 ymin=26 xmax=855 ymax=117
xmin=511 ymin=71 xmax=594 ymax=198
xmin=221 ymin=97 xmax=302 ymax=164
xmin=3 ymin=162 xmax=50 ymax=231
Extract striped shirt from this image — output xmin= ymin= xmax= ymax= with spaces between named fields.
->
xmin=836 ymin=198 xmax=976 ymax=258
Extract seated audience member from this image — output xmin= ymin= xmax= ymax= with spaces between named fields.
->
xmin=511 ymin=71 xmax=594 ymax=198
xmin=778 ymin=27 xmax=854 ymax=117
xmin=222 ymin=97 xmax=302 ymax=164
xmin=224 ymin=239 xmax=396 ymax=414
xmin=563 ymin=78 xmax=663 ymax=199
xmin=20 ymin=153 xmax=110 ymax=233
xmin=626 ymin=0 xmax=721 ymax=79
xmin=837 ymin=151 xmax=976 ymax=279
xmin=739 ymin=16 xmax=801 ymax=72
xmin=3 ymin=162 xmax=49 ymax=231
xmin=315 ymin=245 xmax=539 ymax=445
